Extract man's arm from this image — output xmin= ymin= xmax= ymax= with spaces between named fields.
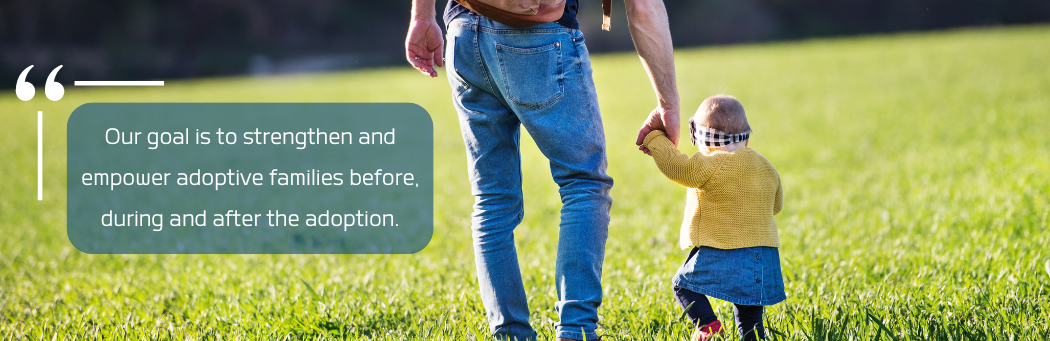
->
xmin=626 ymin=0 xmax=681 ymax=151
xmin=406 ymin=0 xmax=444 ymax=78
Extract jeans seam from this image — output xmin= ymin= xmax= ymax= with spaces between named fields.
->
xmin=454 ymin=12 xmax=576 ymax=34
xmin=454 ymin=22 xmax=573 ymax=35
xmin=478 ymin=26 xmax=573 ymax=35
xmin=756 ymin=249 xmax=765 ymax=303
xmin=447 ymin=37 xmax=470 ymax=97
xmin=572 ymin=31 xmax=584 ymax=75
xmin=471 ymin=21 xmax=496 ymax=95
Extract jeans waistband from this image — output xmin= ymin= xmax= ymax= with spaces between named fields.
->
xmin=451 ymin=12 xmax=576 ymax=34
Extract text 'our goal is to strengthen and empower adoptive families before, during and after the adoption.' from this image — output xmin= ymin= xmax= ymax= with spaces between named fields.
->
xmin=66 ymin=103 xmax=435 ymax=254
xmin=83 ymin=127 xmax=417 ymax=191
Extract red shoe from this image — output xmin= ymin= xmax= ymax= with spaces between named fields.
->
xmin=693 ymin=320 xmax=723 ymax=341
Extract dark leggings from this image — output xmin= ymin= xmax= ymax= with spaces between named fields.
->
xmin=673 ymin=285 xmax=766 ymax=341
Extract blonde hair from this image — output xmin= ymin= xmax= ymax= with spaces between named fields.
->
xmin=695 ymin=95 xmax=750 ymax=134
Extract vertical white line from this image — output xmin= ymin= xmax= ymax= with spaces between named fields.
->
xmin=38 ymin=111 xmax=42 ymax=201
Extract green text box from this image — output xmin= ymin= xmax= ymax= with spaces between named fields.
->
xmin=67 ymin=103 xmax=433 ymax=254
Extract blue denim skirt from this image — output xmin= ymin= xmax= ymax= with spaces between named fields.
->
xmin=673 ymin=246 xmax=787 ymax=306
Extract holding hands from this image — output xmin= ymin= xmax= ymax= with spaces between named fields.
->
xmin=637 ymin=105 xmax=680 ymax=155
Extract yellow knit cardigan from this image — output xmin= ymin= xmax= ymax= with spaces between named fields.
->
xmin=643 ymin=130 xmax=783 ymax=250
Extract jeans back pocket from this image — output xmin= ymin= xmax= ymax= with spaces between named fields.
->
xmin=495 ymin=41 xmax=564 ymax=110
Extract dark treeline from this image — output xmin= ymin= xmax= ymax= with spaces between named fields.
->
xmin=2 ymin=0 xmax=1048 ymax=87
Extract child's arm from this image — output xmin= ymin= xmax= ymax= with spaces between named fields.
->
xmin=642 ymin=130 xmax=719 ymax=188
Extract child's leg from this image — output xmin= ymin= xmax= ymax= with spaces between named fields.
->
xmin=732 ymin=304 xmax=765 ymax=340
xmin=673 ymin=285 xmax=718 ymax=327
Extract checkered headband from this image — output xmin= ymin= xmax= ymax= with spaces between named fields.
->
xmin=692 ymin=125 xmax=750 ymax=147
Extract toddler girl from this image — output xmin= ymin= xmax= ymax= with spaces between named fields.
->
xmin=641 ymin=95 xmax=786 ymax=341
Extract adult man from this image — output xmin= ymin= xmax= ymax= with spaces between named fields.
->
xmin=405 ymin=0 xmax=680 ymax=340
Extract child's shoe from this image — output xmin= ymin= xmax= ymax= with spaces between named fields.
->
xmin=692 ymin=320 xmax=723 ymax=341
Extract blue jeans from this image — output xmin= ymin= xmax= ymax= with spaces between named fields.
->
xmin=445 ymin=13 xmax=614 ymax=341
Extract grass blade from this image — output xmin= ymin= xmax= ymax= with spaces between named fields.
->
xmin=299 ymin=277 xmax=322 ymax=301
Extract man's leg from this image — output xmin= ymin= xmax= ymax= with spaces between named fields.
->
xmin=461 ymin=107 xmax=534 ymax=341
xmin=488 ymin=28 xmax=613 ymax=340
xmin=471 ymin=17 xmax=611 ymax=339
xmin=447 ymin=15 xmax=536 ymax=341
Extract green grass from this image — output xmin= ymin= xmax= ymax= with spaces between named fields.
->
xmin=2 ymin=25 xmax=1049 ymax=340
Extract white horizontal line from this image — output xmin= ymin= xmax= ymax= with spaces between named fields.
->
xmin=74 ymin=81 xmax=164 ymax=86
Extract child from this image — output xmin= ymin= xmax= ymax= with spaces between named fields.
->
xmin=641 ymin=95 xmax=785 ymax=341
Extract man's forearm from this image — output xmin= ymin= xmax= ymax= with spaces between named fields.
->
xmin=625 ymin=0 xmax=679 ymax=110
xmin=412 ymin=0 xmax=437 ymax=20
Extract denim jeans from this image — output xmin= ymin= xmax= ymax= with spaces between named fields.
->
xmin=445 ymin=13 xmax=614 ymax=341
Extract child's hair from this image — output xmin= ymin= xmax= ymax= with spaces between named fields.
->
xmin=695 ymin=95 xmax=750 ymax=134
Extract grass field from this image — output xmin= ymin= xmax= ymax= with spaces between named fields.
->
xmin=2 ymin=25 xmax=1049 ymax=340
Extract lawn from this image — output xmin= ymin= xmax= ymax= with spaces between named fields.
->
xmin=1 ymin=25 xmax=1049 ymax=340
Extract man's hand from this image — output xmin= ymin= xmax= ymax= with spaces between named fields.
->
xmin=636 ymin=105 xmax=680 ymax=155
xmin=405 ymin=15 xmax=444 ymax=77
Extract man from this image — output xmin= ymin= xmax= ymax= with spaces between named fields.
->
xmin=405 ymin=0 xmax=680 ymax=339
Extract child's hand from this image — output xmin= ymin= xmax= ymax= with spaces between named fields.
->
xmin=636 ymin=106 xmax=681 ymax=153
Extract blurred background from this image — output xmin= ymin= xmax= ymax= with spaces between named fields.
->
xmin=2 ymin=0 xmax=1049 ymax=88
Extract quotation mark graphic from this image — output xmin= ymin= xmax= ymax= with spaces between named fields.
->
xmin=16 ymin=65 xmax=65 ymax=101
xmin=18 ymin=65 xmax=162 ymax=201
